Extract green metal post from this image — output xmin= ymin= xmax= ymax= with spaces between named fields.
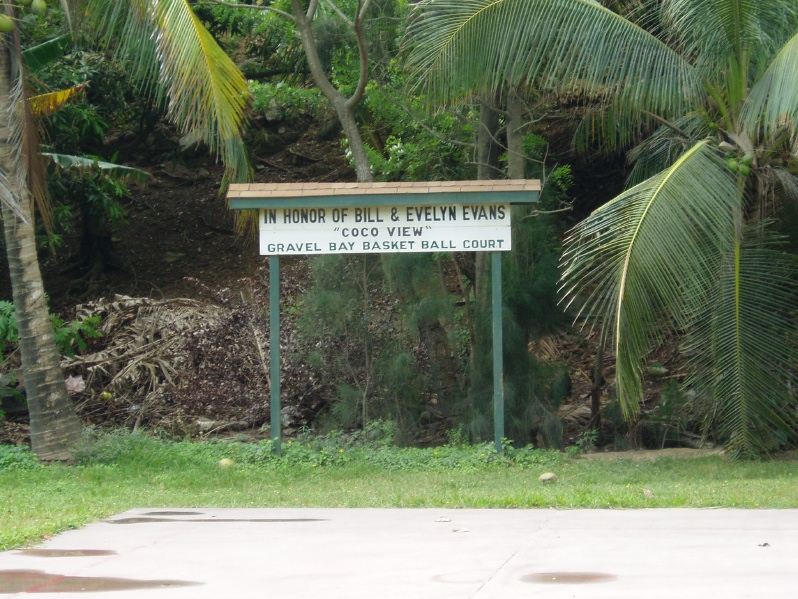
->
xmin=270 ymin=255 xmax=282 ymax=456
xmin=492 ymin=251 xmax=504 ymax=453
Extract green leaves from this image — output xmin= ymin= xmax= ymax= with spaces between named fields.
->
xmin=42 ymin=153 xmax=149 ymax=184
xmin=80 ymin=0 xmax=251 ymax=182
xmin=406 ymin=0 xmax=701 ymax=118
xmin=562 ymin=140 xmax=798 ymax=454
xmin=663 ymin=0 xmax=798 ymax=81
xmin=0 ymin=300 xmax=102 ymax=362
xmin=151 ymin=0 xmax=251 ymax=180
xmin=561 ymin=142 xmax=741 ymax=419
xmin=21 ymin=34 xmax=73 ymax=72
xmin=408 ymin=0 xmax=798 ymax=452
xmin=684 ymin=227 xmax=798 ymax=455
xmin=741 ymin=30 xmax=798 ymax=140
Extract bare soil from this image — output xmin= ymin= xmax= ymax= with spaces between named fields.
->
xmin=581 ymin=448 xmax=726 ymax=462
xmin=40 ymin=117 xmax=354 ymax=309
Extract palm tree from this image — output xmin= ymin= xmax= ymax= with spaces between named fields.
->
xmin=406 ymin=0 xmax=798 ymax=454
xmin=1 ymin=0 xmax=250 ymax=460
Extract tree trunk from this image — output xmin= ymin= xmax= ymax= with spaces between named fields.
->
xmin=290 ymin=0 xmax=373 ymax=182
xmin=334 ymin=97 xmax=373 ymax=182
xmin=474 ymin=96 xmax=501 ymax=313
xmin=467 ymin=96 xmax=502 ymax=415
xmin=506 ymin=87 xmax=528 ymax=271
xmin=476 ymin=96 xmax=501 ymax=181
xmin=0 ymin=39 xmax=82 ymax=460
xmin=589 ymin=342 xmax=604 ymax=430
xmin=506 ymin=88 xmax=526 ymax=180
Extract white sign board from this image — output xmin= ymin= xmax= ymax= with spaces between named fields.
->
xmin=259 ymin=203 xmax=511 ymax=255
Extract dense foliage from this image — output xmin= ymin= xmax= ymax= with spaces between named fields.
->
xmin=2 ymin=0 xmax=796 ymax=457
xmin=408 ymin=0 xmax=798 ymax=455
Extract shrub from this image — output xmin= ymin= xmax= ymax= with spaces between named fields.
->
xmin=249 ymin=81 xmax=329 ymax=122
xmin=0 ymin=300 xmax=101 ymax=362
xmin=0 ymin=446 xmax=39 ymax=471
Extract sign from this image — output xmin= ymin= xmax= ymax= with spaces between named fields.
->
xmin=259 ymin=203 xmax=511 ymax=255
xmin=229 ymin=179 xmax=541 ymax=454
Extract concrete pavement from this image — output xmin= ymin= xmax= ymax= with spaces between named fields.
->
xmin=1 ymin=508 xmax=796 ymax=597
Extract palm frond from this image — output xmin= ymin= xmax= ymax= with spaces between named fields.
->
xmin=405 ymin=0 xmax=702 ymax=118
xmin=662 ymin=0 xmax=797 ymax=80
xmin=42 ymin=153 xmax=150 ymax=184
xmin=0 ymin=42 xmax=28 ymax=223
xmin=28 ymin=84 xmax=86 ymax=118
xmin=625 ymin=113 xmax=712 ymax=186
xmin=572 ymin=101 xmax=657 ymax=153
xmin=79 ymin=0 xmax=157 ymax=94
xmin=684 ymin=224 xmax=798 ymax=455
xmin=560 ymin=141 xmax=740 ymax=418
xmin=80 ymin=0 xmax=251 ymax=182
xmin=21 ymin=34 xmax=73 ymax=73
xmin=0 ymin=36 xmax=52 ymax=231
xmin=741 ymin=30 xmax=798 ymax=141
xmin=150 ymin=0 xmax=251 ymax=180
xmin=771 ymin=166 xmax=798 ymax=208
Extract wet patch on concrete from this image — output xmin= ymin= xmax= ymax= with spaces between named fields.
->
xmin=17 ymin=550 xmax=117 ymax=558
xmin=522 ymin=572 xmax=617 ymax=584
xmin=0 ymin=570 xmax=201 ymax=593
xmin=107 ymin=517 xmax=327 ymax=524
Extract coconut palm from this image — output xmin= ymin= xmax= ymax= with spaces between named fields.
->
xmin=1 ymin=0 xmax=249 ymax=460
xmin=406 ymin=0 xmax=798 ymax=454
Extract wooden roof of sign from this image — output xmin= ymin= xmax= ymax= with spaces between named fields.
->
xmin=228 ymin=179 xmax=541 ymax=209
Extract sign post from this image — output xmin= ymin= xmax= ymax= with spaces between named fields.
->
xmin=228 ymin=180 xmax=539 ymax=453
xmin=492 ymin=251 xmax=504 ymax=452
xmin=269 ymin=255 xmax=281 ymax=456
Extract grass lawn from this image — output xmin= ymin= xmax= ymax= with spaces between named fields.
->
xmin=1 ymin=431 xmax=796 ymax=551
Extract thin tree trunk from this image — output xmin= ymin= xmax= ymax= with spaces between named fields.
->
xmin=0 ymin=40 xmax=82 ymax=460
xmin=476 ymin=96 xmax=501 ymax=181
xmin=290 ymin=0 xmax=373 ymax=182
xmin=468 ymin=96 xmax=502 ymax=409
xmin=506 ymin=88 xmax=525 ymax=180
xmin=334 ymin=97 xmax=373 ymax=182
xmin=589 ymin=342 xmax=604 ymax=429
xmin=474 ymin=96 xmax=501 ymax=314
xmin=506 ymin=87 xmax=528 ymax=271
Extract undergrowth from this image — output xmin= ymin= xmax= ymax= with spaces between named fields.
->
xmin=68 ymin=425 xmax=563 ymax=473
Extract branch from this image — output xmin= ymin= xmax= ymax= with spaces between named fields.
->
xmin=307 ymin=0 xmax=319 ymax=20
xmin=479 ymin=110 xmax=549 ymax=163
xmin=466 ymin=161 xmax=505 ymax=175
xmin=642 ymin=110 xmax=690 ymax=139
xmin=289 ymin=0 xmax=344 ymax=103
xmin=384 ymin=93 xmax=475 ymax=148
xmin=521 ymin=204 xmax=573 ymax=219
xmin=197 ymin=0 xmax=295 ymax=22
xmin=345 ymin=0 xmax=371 ymax=108
xmin=321 ymin=0 xmax=353 ymax=27
xmin=358 ymin=0 xmax=373 ymax=21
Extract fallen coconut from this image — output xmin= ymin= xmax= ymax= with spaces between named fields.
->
xmin=218 ymin=458 xmax=235 ymax=468
xmin=538 ymin=472 xmax=557 ymax=483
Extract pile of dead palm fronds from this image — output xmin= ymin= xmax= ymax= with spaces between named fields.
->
xmin=59 ymin=289 xmax=328 ymax=438
xmin=63 ymin=295 xmax=227 ymax=429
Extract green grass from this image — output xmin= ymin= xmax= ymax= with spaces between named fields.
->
xmin=1 ymin=430 xmax=796 ymax=551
